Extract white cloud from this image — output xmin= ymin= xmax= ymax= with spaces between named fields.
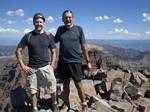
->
xmin=111 ymin=28 xmax=141 ymax=36
xmin=23 ymin=28 xmax=32 ymax=34
xmin=103 ymin=15 xmax=109 ymax=20
xmin=7 ymin=20 xmax=15 ymax=24
xmin=0 ymin=27 xmax=32 ymax=37
xmin=15 ymin=9 xmax=24 ymax=16
xmin=6 ymin=9 xmax=24 ymax=16
xmin=145 ymin=31 xmax=150 ymax=35
xmin=113 ymin=18 xmax=123 ymax=23
xmin=130 ymin=32 xmax=141 ymax=36
xmin=95 ymin=15 xmax=124 ymax=24
xmin=95 ymin=16 xmax=103 ymax=21
xmin=114 ymin=28 xmax=128 ymax=34
xmin=0 ymin=28 xmax=20 ymax=33
xmin=0 ymin=27 xmax=22 ymax=38
xmin=95 ymin=15 xmax=110 ymax=21
xmin=0 ymin=18 xmax=15 ymax=24
xmin=47 ymin=16 xmax=55 ymax=23
xmin=142 ymin=13 xmax=150 ymax=22
xmin=6 ymin=11 xmax=14 ymax=16
xmin=26 ymin=18 xmax=33 ymax=24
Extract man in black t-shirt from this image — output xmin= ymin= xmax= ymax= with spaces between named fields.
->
xmin=16 ymin=13 xmax=59 ymax=112
xmin=54 ymin=10 xmax=92 ymax=112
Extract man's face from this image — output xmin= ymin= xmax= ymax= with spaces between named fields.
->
xmin=63 ymin=12 xmax=73 ymax=28
xmin=34 ymin=18 xmax=44 ymax=32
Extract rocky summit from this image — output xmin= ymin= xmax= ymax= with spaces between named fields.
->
xmin=0 ymin=44 xmax=150 ymax=112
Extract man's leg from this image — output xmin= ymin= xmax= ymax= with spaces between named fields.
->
xmin=74 ymin=80 xmax=88 ymax=112
xmin=42 ymin=65 xmax=59 ymax=112
xmin=26 ymin=72 xmax=38 ymax=112
xmin=60 ymin=79 xmax=71 ymax=110
xmin=51 ymin=91 xmax=59 ymax=112
xmin=51 ymin=92 xmax=57 ymax=104
xmin=31 ymin=94 xmax=38 ymax=109
xmin=74 ymin=80 xmax=86 ymax=103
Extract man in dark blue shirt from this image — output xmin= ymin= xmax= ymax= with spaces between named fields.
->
xmin=54 ymin=10 xmax=92 ymax=112
xmin=16 ymin=13 xmax=59 ymax=112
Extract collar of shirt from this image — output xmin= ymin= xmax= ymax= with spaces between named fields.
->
xmin=34 ymin=30 xmax=44 ymax=34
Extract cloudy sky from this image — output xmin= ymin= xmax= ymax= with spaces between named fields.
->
xmin=0 ymin=0 xmax=150 ymax=40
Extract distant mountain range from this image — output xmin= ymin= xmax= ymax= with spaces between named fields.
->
xmin=88 ymin=43 xmax=150 ymax=71
xmin=0 ymin=40 xmax=149 ymax=71
xmin=0 ymin=39 xmax=150 ymax=57
xmin=87 ymin=39 xmax=150 ymax=52
xmin=0 ymin=38 xmax=150 ymax=51
xmin=0 ymin=45 xmax=16 ymax=56
xmin=0 ymin=37 xmax=20 ymax=46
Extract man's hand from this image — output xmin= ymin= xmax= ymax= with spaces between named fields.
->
xmin=46 ymin=32 xmax=53 ymax=36
xmin=83 ymin=62 xmax=92 ymax=70
xmin=21 ymin=65 xmax=33 ymax=75
xmin=49 ymin=63 xmax=55 ymax=69
xmin=87 ymin=62 xmax=92 ymax=69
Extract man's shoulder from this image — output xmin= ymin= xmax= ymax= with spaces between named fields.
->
xmin=46 ymin=32 xmax=54 ymax=38
xmin=58 ymin=25 xmax=65 ymax=30
xmin=24 ymin=30 xmax=34 ymax=37
xmin=58 ymin=25 xmax=82 ymax=31
xmin=72 ymin=25 xmax=83 ymax=34
xmin=21 ymin=30 xmax=34 ymax=43
xmin=73 ymin=25 xmax=82 ymax=30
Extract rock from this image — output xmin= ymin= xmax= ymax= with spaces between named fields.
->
xmin=133 ymin=97 xmax=150 ymax=112
xmin=130 ymin=71 xmax=148 ymax=87
xmin=124 ymin=82 xmax=139 ymax=100
xmin=0 ymin=53 xmax=150 ymax=112
xmin=110 ymin=78 xmax=124 ymax=101
xmin=95 ymin=100 xmax=117 ymax=112
xmin=109 ymin=101 xmax=133 ymax=112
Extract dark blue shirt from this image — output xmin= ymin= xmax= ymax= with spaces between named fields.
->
xmin=54 ymin=25 xmax=86 ymax=63
xmin=17 ymin=31 xmax=56 ymax=68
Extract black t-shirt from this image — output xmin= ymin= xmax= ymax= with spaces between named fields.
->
xmin=54 ymin=25 xmax=86 ymax=63
xmin=17 ymin=31 xmax=56 ymax=68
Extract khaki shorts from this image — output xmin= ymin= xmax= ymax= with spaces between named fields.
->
xmin=26 ymin=65 xmax=56 ymax=94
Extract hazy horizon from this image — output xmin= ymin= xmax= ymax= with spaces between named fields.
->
xmin=0 ymin=37 xmax=150 ymax=52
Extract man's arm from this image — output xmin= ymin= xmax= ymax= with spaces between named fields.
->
xmin=46 ymin=32 xmax=58 ymax=43
xmin=81 ymin=43 xmax=92 ymax=69
xmin=49 ymin=48 xmax=57 ymax=67
xmin=15 ymin=48 xmax=26 ymax=68
xmin=15 ymin=48 xmax=33 ymax=74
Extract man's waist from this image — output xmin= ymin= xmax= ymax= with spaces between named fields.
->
xmin=58 ymin=58 xmax=82 ymax=63
xmin=28 ymin=62 xmax=49 ymax=69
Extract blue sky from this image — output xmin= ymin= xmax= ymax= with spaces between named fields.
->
xmin=0 ymin=0 xmax=150 ymax=40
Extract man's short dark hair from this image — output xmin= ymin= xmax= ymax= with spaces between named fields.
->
xmin=62 ymin=10 xmax=73 ymax=18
